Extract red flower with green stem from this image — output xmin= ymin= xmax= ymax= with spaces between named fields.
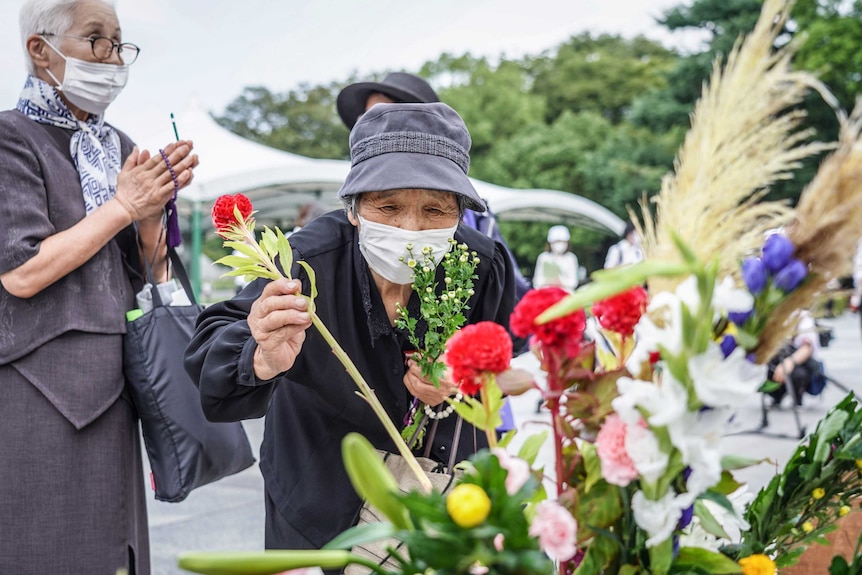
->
xmin=444 ymin=321 xmax=513 ymax=448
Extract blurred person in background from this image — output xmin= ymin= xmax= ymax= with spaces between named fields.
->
xmin=532 ymin=224 xmax=579 ymax=292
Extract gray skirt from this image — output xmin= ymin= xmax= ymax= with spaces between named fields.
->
xmin=0 ymin=365 xmax=150 ymax=575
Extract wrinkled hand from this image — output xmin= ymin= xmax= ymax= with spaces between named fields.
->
xmin=114 ymin=140 xmax=199 ymax=221
xmin=403 ymin=357 xmax=457 ymax=406
xmin=249 ymin=279 xmax=312 ymax=380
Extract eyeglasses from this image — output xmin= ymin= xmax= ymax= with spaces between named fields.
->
xmin=41 ymin=33 xmax=140 ymax=64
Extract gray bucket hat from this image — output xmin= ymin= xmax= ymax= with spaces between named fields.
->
xmin=336 ymin=72 xmax=439 ymax=129
xmin=338 ymin=102 xmax=486 ymax=212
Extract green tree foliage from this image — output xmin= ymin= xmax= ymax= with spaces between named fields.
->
xmin=530 ymin=34 xmax=678 ymax=124
xmin=215 ymin=83 xmax=349 ymax=160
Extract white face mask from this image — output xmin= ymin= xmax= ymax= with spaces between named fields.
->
xmin=357 ymin=215 xmax=458 ymax=285
xmin=550 ymin=241 xmax=568 ymax=255
xmin=42 ymin=37 xmax=128 ymax=116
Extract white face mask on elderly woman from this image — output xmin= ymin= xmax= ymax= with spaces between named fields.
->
xmin=41 ymin=37 xmax=128 ymax=116
xmin=357 ymin=215 xmax=458 ymax=285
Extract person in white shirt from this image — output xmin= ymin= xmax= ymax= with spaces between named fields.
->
xmin=533 ymin=225 xmax=579 ymax=292
xmin=604 ymin=221 xmax=644 ymax=269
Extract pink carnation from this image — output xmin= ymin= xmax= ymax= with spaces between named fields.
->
xmin=529 ymin=500 xmax=578 ymax=562
xmin=595 ymin=414 xmax=638 ymax=487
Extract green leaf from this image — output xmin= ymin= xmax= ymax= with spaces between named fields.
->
xmin=260 ymin=227 xmax=279 ymax=259
xmin=649 ymin=537 xmax=674 ymax=575
xmin=275 ymin=227 xmax=293 ymax=277
xmin=222 ymin=241 xmax=260 ymax=260
xmin=814 ymin=411 xmax=850 ymax=464
xmin=297 ymin=261 xmax=318 ymax=302
xmin=516 ymin=431 xmax=549 ymax=466
xmin=694 ymin=500 xmax=731 ymax=540
xmin=581 ymin=441 xmax=603 ymax=493
xmin=177 ymin=550 xmax=353 ymax=574
xmin=322 ymin=521 xmax=397 ymax=550
xmin=674 ymin=547 xmax=742 ymax=574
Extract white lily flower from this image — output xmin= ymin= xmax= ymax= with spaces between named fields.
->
xmin=713 ymin=275 xmax=754 ymax=318
xmin=625 ymin=423 xmax=669 ymax=485
xmin=689 ymin=343 xmax=765 ymax=408
xmin=631 ymin=489 xmax=684 ymax=547
xmin=613 ymin=375 xmax=688 ymax=428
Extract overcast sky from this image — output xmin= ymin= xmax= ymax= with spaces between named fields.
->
xmin=1 ymin=0 xmax=705 ymax=143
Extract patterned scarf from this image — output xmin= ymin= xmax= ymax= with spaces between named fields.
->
xmin=16 ymin=75 xmax=122 ymax=215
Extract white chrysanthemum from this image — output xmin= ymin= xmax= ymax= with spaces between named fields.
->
xmin=631 ymin=490 xmax=684 ymax=548
xmin=667 ymin=407 xmax=731 ymax=503
xmin=689 ymin=343 xmax=765 ymax=408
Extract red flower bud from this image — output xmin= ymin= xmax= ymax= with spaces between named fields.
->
xmin=212 ymin=194 xmax=253 ymax=238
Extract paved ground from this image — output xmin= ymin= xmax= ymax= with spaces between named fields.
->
xmin=150 ymin=311 xmax=862 ymax=575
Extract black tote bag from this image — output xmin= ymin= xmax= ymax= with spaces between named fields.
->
xmin=123 ymin=248 xmax=255 ymax=502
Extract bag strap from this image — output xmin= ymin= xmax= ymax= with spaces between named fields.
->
xmin=136 ymin=227 xmax=198 ymax=308
xmin=422 ymin=413 xmax=463 ymax=472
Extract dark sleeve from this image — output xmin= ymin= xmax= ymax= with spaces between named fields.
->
xmin=184 ymin=278 xmax=283 ymax=422
xmin=470 ymin=240 xmax=521 ymax=348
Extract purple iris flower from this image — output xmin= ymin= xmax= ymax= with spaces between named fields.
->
xmin=678 ymin=504 xmax=695 ymax=530
xmin=720 ymin=334 xmax=737 ymax=358
xmin=773 ymin=258 xmax=808 ymax=292
xmin=741 ymin=258 xmax=767 ymax=295
xmin=762 ymin=234 xmax=795 ymax=274
xmin=727 ymin=309 xmax=752 ymax=326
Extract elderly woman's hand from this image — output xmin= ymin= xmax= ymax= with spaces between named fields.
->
xmin=249 ymin=279 xmax=313 ymax=380
xmin=114 ymin=140 xmax=199 ymax=222
xmin=403 ymin=357 xmax=458 ymax=406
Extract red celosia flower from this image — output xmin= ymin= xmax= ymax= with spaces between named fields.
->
xmin=212 ymin=193 xmax=253 ymax=238
xmin=510 ymin=287 xmax=586 ymax=358
xmin=591 ymin=286 xmax=648 ymax=336
xmin=445 ymin=322 xmax=513 ymax=396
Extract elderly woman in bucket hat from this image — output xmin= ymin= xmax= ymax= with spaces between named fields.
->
xmin=185 ymin=102 xmax=518 ymax=556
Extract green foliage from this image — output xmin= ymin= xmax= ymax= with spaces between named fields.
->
xmin=530 ymin=34 xmax=677 ymax=125
xmin=393 ymin=450 xmax=554 ymax=575
xmin=740 ymin=394 xmax=862 ymax=567
xmin=214 ymin=83 xmax=349 ymax=159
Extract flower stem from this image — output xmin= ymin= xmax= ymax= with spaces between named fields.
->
xmin=480 ymin=383 xmax=498 ymax=450
xmin=309 ymin=311 xmax=433 ymax=492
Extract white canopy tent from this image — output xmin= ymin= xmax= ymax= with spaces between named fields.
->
xmin=139 ymin=100 xmax=625 ymax=294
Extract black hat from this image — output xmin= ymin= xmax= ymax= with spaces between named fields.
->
xmin=337 ymin=72 xmax=439 ymax=129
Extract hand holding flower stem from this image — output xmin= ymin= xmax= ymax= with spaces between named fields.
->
xmin=213 ymin=195 xmax=432 ymax=492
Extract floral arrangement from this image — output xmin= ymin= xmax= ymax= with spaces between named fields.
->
xmin=178 ymin=1 xmax=862 ymax=573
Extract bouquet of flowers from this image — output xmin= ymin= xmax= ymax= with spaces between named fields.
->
xmin=178 ymin=0 xmax=862 ymax=573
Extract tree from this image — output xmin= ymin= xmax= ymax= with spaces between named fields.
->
xmin=530 ymin=34 xmax=678 ymax=124
xmin=215 ymin=83 xmax=349 ymax=159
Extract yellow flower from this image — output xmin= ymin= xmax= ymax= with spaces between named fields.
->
xmin=855 ymin=459 xmax=862 ymax=470
xmin=839 ymin=505 xmax=851 ymax=517
xmin=738 ymin=554 xmax=776 ymax=575
xmin=812 ymin=487 xmax=825 ymax=500
xmin=801 ymin=521 xmax=814 ymax=533
xmin=446 ymin=483 xmax=491 ymax=528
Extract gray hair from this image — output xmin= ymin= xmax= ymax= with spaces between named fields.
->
xmin=342 ymin=192 xmax=468 ymax=220
xmin=19 ymin=0 xmax=116 ymax=74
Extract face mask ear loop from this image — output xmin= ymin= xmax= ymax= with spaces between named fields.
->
xmin=39 ymin=36 xmax=67 ymax=90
